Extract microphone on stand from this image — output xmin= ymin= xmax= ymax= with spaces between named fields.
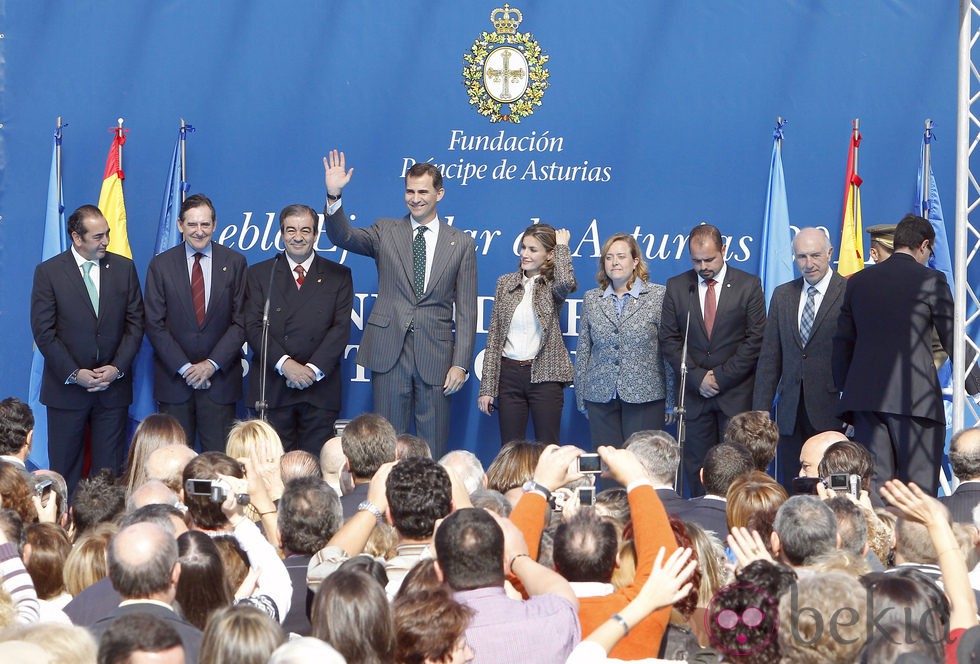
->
xmin=674 ymin=283 xmax=697 ymax=496
xmin=255 ymin=253 xmax=281 ymax=422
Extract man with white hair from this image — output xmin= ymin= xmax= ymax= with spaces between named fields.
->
xmin=146 ymin=444 xmax=198 ymax=495
xmin=439 ymin=449 xmax=486 ymax=495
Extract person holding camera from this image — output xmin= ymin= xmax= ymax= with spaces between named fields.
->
xmin=478 ymin=224 xmax=577 ymax=445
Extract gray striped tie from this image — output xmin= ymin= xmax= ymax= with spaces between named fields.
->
xmin=800 ymin=285 xmax=817 ymax=344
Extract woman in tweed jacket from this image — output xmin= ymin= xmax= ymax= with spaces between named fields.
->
xmin=575 ymin=233 xmax=671 ymax=447
xmin=478 ymin=224 xmax=577 ymax=444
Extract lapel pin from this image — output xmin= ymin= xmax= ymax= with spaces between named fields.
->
xmin=450 ymin=241 xmax=456 ymax=246
xmin=317 ymin=278 xmax=322 ymax=283
xmin=725 ymin=283 xmax=731 ymax=288
xmin=222 ymin=266 xmax=227 ymax=272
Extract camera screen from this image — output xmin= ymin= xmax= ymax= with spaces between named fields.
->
xmin=578 ymin=454 xmax=601 ymax=473
xmin=185 ymin=479 xmax=213 ymax=496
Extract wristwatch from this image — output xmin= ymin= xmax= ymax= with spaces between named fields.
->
xmin=326 ymin=192 xmax=341 ymax=202
xmin=521 ymin=480 xmax=551 ymax=500
xmin=357 ymin=500 xmax=384 ymax=523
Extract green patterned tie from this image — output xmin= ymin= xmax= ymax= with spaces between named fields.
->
xmin=413 ymin=226 xmax=427 ymax=300
xmin=82 ymin=261 xmax=99 ymax=313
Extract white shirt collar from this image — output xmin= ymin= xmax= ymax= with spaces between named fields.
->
xmin=700 ymin=262 xmax=728 ymax=286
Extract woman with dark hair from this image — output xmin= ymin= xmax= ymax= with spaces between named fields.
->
xmin=199 ymin=604 xmax=285 ymax=664
xmin=312 ymin=567 xmax=395 ymax=664
xmin=477 ymin=224 xmax=577 ymax=445
xmin=394 ymin=559 xmax=445 ymax=601
xmin=394 ymin=590 xmax=474 ymax=664
xmin=484 ymin=440 xmax=544 ymax=506
xmin=121 ymin=413 xmax=187 ymax=496
xmin=22 ymin=523 xmax=73 ymax=622
xmin=176 ymin=530 xmax=232 ymax=630
xmin=861 ymin=568 xmax=949 ymax=662
xmin=338 ymin=553 xmax=389 ymax=588
xmin=575 ymin=233 xmax=671 ymax=446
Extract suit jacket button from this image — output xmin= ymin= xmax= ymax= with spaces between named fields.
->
xmin=283 ymin=335 xmax=288 ymax=341
xmin=275 ymin=307 xmax=282 ymax=313
xmin=802 ymin=353 xmax=807 ymax=359
xmin=706 ymin=351 xmax=711 ymax=357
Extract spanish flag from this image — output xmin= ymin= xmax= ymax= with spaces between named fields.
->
xmin=838 ymin=122 xmax=864 ymax=276
xmin=98 ymin=129 xmax=132 ymax=259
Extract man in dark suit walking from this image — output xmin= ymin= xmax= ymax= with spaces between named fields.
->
xmin=660 ymin=224 xmax=766 ymax=495
xmin=753 ymin=228 xmax=846 ymax=484
xmin=833 ymin=214 xmax=980 ymax=496
xmin=321 ymin=151 xmax=477 ymax=458
xmin=941 ymin=428 xmax=980 ymax=524
xmin=144 ymin=194 xmax=247 ymax=451
xmin=245 ymin=204 xmax=353 ymax=455
xmin=30 ymin=205 xmax=144 ymax=494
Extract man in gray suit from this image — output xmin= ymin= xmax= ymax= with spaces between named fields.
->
xmin=753 ymin=228 xmax=846 ymax=484
xmin=322 ymin=150 xmax=477 ymax=457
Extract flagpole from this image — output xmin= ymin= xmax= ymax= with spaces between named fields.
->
xmin=852 ymin=119 xmax=860 ymax=228
xmin=55 ymin=117 xmax=63 ymax=211
xmin=923 ymin=119 xmax=933 ymax=214
xmin=180 ymin=118 xmax=188 ymax=203
xmin=116 ymin=117 xmax=125 ymax=172
xmin=776 ymin=116 xmax=783 ymax=154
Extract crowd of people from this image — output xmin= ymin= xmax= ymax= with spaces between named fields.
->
xmin=0 ymin=400 xmax=979 ymax=662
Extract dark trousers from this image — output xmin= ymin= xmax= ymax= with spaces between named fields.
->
xmin=683 ymin=401 xmax=730 ymax=497
xmin=159 ymin=392 xmax=236 ymax=453
xmin=373 ymin=329 xmax=451 ymax=458
xmin=47 ymin=403 xmax=127 ymax=497
xmin=775 ymin=388 xmax=822 ymax=486
xmin=266 ymin=402 xmax=338 ymax=456
xmin=852 ymin=410 xmax=944 ymax=497
xmin=585 ymin=398 xmax=665 ymax=449
xmin=496 ymin=358 xmax=564 ymax=445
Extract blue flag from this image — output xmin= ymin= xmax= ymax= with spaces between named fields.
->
xmin=760 ymin=120 xmax=793 ymax=306
xmin=28 ymin=127 xmax=68 ymax=469
xmin=128 ymin=125 xmax=191 ymax=426
xmin=914 ymin=123 xmax=956 ymax=495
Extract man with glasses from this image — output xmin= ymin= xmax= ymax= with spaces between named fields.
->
xmin=244 ymin=204 xmax=353 ymax=454
xmin=833 ymin=214 xmax=980 ymax=496
xmin=145 ymin=194 xmax=247 ymax=452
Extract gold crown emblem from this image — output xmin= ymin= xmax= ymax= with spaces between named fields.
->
xmin=490 ymin=4 xmax=522 ymax=34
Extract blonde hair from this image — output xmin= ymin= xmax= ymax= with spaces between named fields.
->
xmin=226 ymin=419 xmax=285 ymax=461
xmin=63 ymin=522 xmax=117 ymax=596
xmin=0 ymin=623 xmax=97 ymax=664
xmin=596 ymin=233 xmax=649 ymax=290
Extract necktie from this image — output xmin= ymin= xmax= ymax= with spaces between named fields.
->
xmin=800 ymin=285 xmax=817 ymax=345
xmin=704 ymin=279 xmax=717 ymax=339
xmin=191 ymin=253 xmax=206 ymax=326
xmin=413 ymin=226 xmax=427 ymax=300
xmin=82 ymin=261 xmax=99 ymax=313
xmin=294 ymin=264 xmax=305 ymax=289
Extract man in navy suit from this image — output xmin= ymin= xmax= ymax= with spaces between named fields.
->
xmin=660 ymin=224 xmax=766 ymax=495
xmin=833 ymin=214 xmax=980 ymax=496
xmin=30 ymin=205 xmax=144 ymax=494
xmin=144 ymin=194 xmax=247 ymax=451
xmin=245 ymin=204 xmax=353 ymax=455
xmin=753 ymin=228 xmax=846 ymax=484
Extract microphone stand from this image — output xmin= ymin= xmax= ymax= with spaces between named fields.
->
xmin=255 ymin=254 xmax=280 ymax=422
xmin=675 ymin=307 xmax=691 ymax=496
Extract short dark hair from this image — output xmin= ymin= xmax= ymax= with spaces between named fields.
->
xmin=406 ymin=162 xmax=443 ymax=191
xmin=724 ymin=411 xmax=778 ymax=472
xmin=826 ymin=496 xmax=867 ymax=556
xmin=701 ymin=443 xmax=754 ymax=496
xmin=278 ymin=204 xmax=320 ymax=232
xmin=386 ymin=457 xmax=452 ymax=540
xmin=818 ymin=440 xmax=873 ymax=492
xmin=893 ymin=214 xmax=936 ymax=251
xmin=181 ymin=451 xmax=244 ymax=530
xmin=341 ymin=414 xmax=396 ymax=480
xmin=72 ymin=469 xmax=126 ymax=537
xmin=773 ymin=495 xmax=838 ymax=566
xmin=67 ymin=204 xmax=103 ymax=239
xmin=179 ymin=193 xmax=216 ymax=222
xmin=395 ymin=434 xmax=432 ymax=460
xmin=98 ymin=612 xmax=183 ymax=664
xmin=278 ymin=476 xmax=342 ymax=555
xmin=434 ymin=508 xmax=504 ymax=591
xmin=688 ymin=223 xmax=724 ymax=251
xmin=0 ymin=397 xmax=33 ymax=456
xmin=950 ymin=429 xmax=980 ymax=480
xmin=553 ymin=510 xmax=618 ymax=583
